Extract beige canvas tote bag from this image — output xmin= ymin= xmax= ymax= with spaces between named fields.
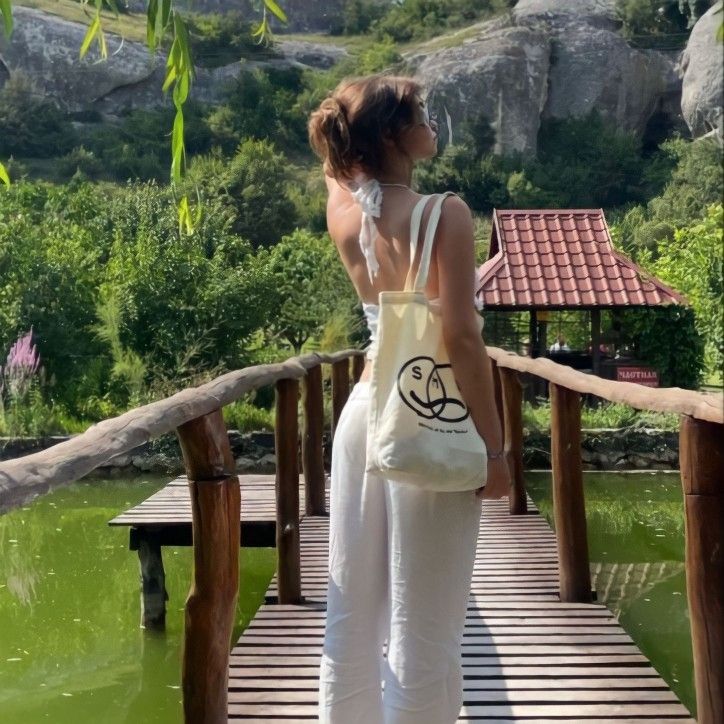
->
xmin=365 ymin=192 xmax=488 ymax=492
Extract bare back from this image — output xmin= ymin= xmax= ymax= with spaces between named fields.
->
xmin=324 ymin=175 xmax=443 ymax=303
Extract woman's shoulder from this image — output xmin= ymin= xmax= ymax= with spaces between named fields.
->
xmin=437 ymin=192 xmax=474 ymax=231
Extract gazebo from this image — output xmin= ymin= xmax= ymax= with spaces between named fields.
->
xmin=476 ymin=209 xmax=686 ymax=379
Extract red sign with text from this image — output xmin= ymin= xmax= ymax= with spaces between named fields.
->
xmin=616 ymin=366 xmax=659 ymax=387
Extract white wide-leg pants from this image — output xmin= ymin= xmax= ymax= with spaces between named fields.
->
xmin=319 ymin=380 xmax=483 ymax=723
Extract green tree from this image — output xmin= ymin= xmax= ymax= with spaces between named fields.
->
xmin=189 ymin=138 xmax=298 ymax=247
xmin=205 ymin=66 xmax=307 ymax=155
xmin=613 ymin=137 xmax=723 ymax=256
xmin=639 ymin=205 xmax=723 ymax=381
xmin=100 ymin=181 xmax=276 ymax=376
xmin=619 ymin=306 xmax=705 ymax=388
xmin=260 ymin=230 xmax=356 ymax=352
xmin=0 ymin=181 xmax=107 ymax=411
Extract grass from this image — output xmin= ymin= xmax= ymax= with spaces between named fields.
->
xmin=16 ymin=0 xmax=150 ymax=44
xmin=523 ymin=401 xmax=681 ymax=432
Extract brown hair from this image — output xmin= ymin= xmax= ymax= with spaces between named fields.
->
xmin=308 ymin=73 xmax=423 ymax=182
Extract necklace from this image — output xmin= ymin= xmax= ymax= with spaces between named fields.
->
xmin=379 ymin=182 xmax=415 ymax=192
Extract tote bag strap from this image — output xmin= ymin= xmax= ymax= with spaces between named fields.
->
xmin=403 ymin=194 xmax=433 ymax=291
xmin=407 ymin=191 xmax=454 ymax=292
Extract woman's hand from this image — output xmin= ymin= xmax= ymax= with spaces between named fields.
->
xmin=475 ymin=455 xmax=512 ymax=500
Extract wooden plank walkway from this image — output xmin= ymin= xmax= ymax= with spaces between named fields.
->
xmin=110 ymin=474 xmax=311 ymax=548
xmin=228 ymin=496 xmax=694 ymax=722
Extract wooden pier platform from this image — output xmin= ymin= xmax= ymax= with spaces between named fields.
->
xmin=228 ymin=497 xmax=694 ymax=722
xmin=110 ymin=474 xmax=316 ymax=549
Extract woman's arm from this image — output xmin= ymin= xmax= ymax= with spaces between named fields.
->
xmin=435 ymin=195 xmax=510 ymax=498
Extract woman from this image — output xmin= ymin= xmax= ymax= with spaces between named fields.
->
xmin=308 ymin=74 xmax=510 ymax=723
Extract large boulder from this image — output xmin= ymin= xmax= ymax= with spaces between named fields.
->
xmin=405 ymin=23 xmax=550 ymax=157
xmin=680 ymin=1 xmax=724 ymax=138
xmin=0 ymin=7 xmax=159 ymax=112
xmin=539 ymin=19 xmax=678 ymax=135
xmin=0 ymin=8 xmax=348 ymax=116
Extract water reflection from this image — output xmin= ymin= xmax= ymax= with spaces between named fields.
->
xmin=526 ymin=471 xmax=695 ymax=716
xmin=0 ymin=475 xmax=277 ymax=724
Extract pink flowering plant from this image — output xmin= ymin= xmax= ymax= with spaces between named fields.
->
xmin=0 ymin=328 xmax=52 ymax=436
xmin=1 ymin=328 xmax=41 ymax=400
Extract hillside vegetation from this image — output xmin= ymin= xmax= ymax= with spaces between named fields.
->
xmin=0 ymin=0 xmax=721 ymax=436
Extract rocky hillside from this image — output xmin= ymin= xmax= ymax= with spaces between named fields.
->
xmin=0 ymin=0 xmax=721 ymax=156
xmin=405 ymin=0 xmax=722 ymax=155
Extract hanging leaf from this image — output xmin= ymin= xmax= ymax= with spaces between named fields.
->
xmin=0 ymin=162 xmax=9 ymax=187
xmin=264 ymin=0 xmax=288 ymax=23
xmin=171 ymin=108 xmax=185 ymax=186
xmin=146 ymin=0 xmax=158 ymax=50
xmin=172 ymin=68 xmax=189 ymax=106
xmin=0 ymin=0 xmax=13 ymax=38
xmin=79 ymin=14 xmax=100 ymax=58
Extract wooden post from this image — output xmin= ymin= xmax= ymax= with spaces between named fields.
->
xmin=679 ymin=416 xmax=724 ymax=724
xmin=331 ymin=358 xmax=350 ymax=439
xmin=176 ymin=409 xmax=240 ymax=724
xmin=302 ymin=365 xmax=326 ymax=516
xmin=591 ymin=309 xmax=601 ymax=377
xmin=275 ymin=378 xmax=302 ymax=604
xmin=491 ymin=358 xmax=504 ymax=428
xmin=352 ymin=353 xmax=365 ymax=384
xmin=137 ymin=530 xmax=168 ymax=630
xmin=528 ymin=310 xmax=538 ymax=358
xmin=550 ymin=383 xmax=592 ymax=603
xmin=500 ymin=367 xmax=527 ymax=515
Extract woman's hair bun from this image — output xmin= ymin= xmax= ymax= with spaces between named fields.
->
xmin=308 ymin=74 xmax=423 ymax=181
xmin=308 ymin=95 xmax=354 ymax=180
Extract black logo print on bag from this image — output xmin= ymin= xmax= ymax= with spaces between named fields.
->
xmin=396 ymin=356 xmax=470 ymax=423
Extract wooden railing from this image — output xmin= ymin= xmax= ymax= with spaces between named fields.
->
xmin=0 ymin=346 xmax=721 ymax=722
xmin=0 ymin=348 xmax=364 ymax=723
xmin=488 ymin=347 xmax=723 ymax=724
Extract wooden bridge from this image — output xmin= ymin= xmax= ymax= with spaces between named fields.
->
xmin=0 ymin=347 xmax=721 ymax=723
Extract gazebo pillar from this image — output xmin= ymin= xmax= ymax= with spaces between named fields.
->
xmin=591 ymin=309 xmax=601 ymax=377
xmin=529 ymin=310 xmax=538 ymax=358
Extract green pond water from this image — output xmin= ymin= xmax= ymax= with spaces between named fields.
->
xmin=527 ymin=471 xmax=694 ymax=717
xmin=0 ymin=471 xmax=694 ymax=722
xmin=0 ymin=475 xmax=277 ymax=723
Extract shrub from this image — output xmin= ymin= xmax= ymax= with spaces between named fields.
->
xmin=519 ymin=113 xmax=648 ymax=208
xmin=616 ymin=0 xmax=708 ymax=46
xmin=332 ymin=0 xmax=388 ymax=35
xmin=523 ymin=400 xmax=679 ymax=432
xmin=99 ymin=181 xmax=278 ymax=379
xmin=183 ymin=11 xmax=280 ymax=68
xmin=84 ymin=102 xmax=213 ymax=181
xmin=613 ymin=137 xmax=723 ymax=257
xmin=414 ymin=144 xmax=511 ymax=212
xmin=205 ymin=67 xmax=308 ymax=156
xmin=188 ymin=139 xmax=298 ymax=247
xmin=57 ymin=146 xmax=105 ymax=181
xmin=371 ymin=0 xmax=511 ymax=42
xmin=259 ymin=229 xmax=357 ymax=352
xmin=638 ymin=205 xmax=723 ymax=382
xmin=0 ymin=74 xmax=77 ymax=158
xmin=0 ymin=182 xmax=108 ymax=411
xmin=223 ymin=399 xmax=274 ymax=432
xmin=618 ymin=306 xmax=704 ymax=389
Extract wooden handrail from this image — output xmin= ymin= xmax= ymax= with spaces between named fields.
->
xmin=486 ymin=349 xmax=722 ymax=723
xmin=1 ymin=343 xmax=721 ymax=722
xmin=0 ymin=349 xmax=365 ymax=514
xmin=487 ymin=347 xmax=723 ymax=424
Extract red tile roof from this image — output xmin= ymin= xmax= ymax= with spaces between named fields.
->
xmin=476 ymin=209 xmax=687 ymax=309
